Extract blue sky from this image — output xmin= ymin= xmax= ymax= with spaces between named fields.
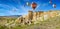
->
xmin=0 ymin=0 xmax=60 ymax=16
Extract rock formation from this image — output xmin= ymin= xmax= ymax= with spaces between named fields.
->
xmin=15 ymin=10 xmax=60 ymax=25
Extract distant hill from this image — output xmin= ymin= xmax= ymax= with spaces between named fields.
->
xmin=0 ymin=15 xmax=22 ymax=18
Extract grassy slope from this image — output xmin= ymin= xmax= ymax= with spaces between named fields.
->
xmin=25 ymin=16 xmax=60 ymax=29
xmin=3 ymin=16 xmax=59 ymax=29
xmin=14 ymin=16 xmax=60 ymax=29
xmin=0 ymin=17 xmax=17 ymax=29
xmin=0 ymin=16 xmax=60 ymax=29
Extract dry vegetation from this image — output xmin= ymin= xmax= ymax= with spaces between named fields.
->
xmin=0 ymin=10 xmax=60 ymax=29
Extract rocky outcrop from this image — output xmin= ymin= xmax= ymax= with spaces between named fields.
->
xmin=15 ymin=10 xmax=60 ymax=25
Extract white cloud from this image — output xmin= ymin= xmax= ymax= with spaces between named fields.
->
xmin=7 ymin=5 xmax=28 ymax=15
xmin=0 ymin=4 xmax=11 ymax=10
xmin=0 ymin=4 xmax=29 ymax=15
xmin=20 ymin=5 xmax=30 ymax=11
xmin=36 ymin=4 xmax=41 ymax=9
xmin=42 ymin=3 xmax=48 ymax=7
xmin=12 ymin=0 xmax=21 ymax=5
xmin=0 ymin=4 xmax=10 ymax=7
xmin=8 ymin=10 xmax=28 ymax=15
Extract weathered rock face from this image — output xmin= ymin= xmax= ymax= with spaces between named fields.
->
xmin=15 ymin=10 xmax=60 ymax=25
xmin=32 ymin=11 xmax=44 ymax=24
xmin=15 ymin=10 xmax=44 ymax=25
xmin=28 ymin=10 xmax=33 ymax=20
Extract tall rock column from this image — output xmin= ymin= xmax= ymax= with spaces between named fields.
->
xmin=27 ymin=10 xmax=33 ymax=25
xmin=33 ymin=12 xmax=37 ymax=21
xmin=28 ymin=10 xmax=33 ymax=20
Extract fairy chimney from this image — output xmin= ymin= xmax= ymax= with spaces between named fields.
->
xmin=28 ymin=10 xmax=33 ymax=20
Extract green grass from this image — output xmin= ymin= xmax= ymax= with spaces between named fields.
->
xmin=24 ymin=16 xmax=60 ymax=29
xmin=0 ymin=16 xmax=60 ymax=29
